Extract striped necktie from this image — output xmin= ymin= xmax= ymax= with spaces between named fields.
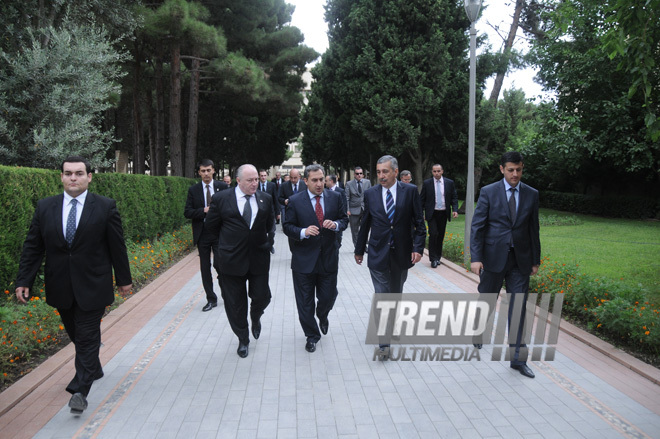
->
xmin=386 ymin=189 xmax=394 ymax=247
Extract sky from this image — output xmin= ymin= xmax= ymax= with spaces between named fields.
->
xmin=287 ymin=0 xmax=550 ymax=101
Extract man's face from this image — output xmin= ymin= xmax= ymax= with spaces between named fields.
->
xmin=61 ymin=162 xmax=92 ymax=197
xmin=284 ymin=175 xmax=290 ymax=182
xmin=376 ymin=162 xmax=398 ymax=189
xmin=354 ymin=169 xmax=363 ymax=181
xmin=325 ymin=176 xmax=334 ymax=189
xmin=237 ymin=166 xmax=259 ymax=196
xmin=290 ymin=169 xmax=300 ymax=184
xmin=223 ymin=175 xmax=231 ymax=185
xmin=401 ymin=174 xmax=412 ymax=184
xmin=432 ymin=165 xmax=443 ymax=180
xmin=500 ymin=161 xmax=524 ymax=187
xmin=259 ymin=171 xmax=268 ymax=183
xmin=276 ymin=172 xmax=281 ymax=179
xmin=306 ymin=170 xmax=325 ymax=196
xmin=198 ymin=165 xmax=215 ymax=184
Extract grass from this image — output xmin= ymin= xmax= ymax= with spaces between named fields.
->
xmin=446 ymin=207 xmax=660 ymax=301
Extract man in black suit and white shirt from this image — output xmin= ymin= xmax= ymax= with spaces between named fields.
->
xmin=15 ymin=156 xmax=132 ymax=414
xmin=259 ymin=169 xmax=281 ymax=226
xmin=283 ymin=165 xmax=348 ymax=353
xmin=420 ymin=164 xmax=459 ymax=268
xmin=185 ymin=159 xmax=230 ymax=311
xmin=470 ymin=151 xmax=541 ymax=379
xmin=201 ymin=164 xmax=275 ymax=358
xmin=325 ymin=174 xmax=346 ymax=247
xmin=278 ymin=168 xmax=306 ymax=212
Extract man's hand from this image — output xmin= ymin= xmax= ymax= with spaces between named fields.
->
xmin=118 ymin=284 xmax=133 ymax=295
xmin=452 ymin=211 xmax=459 ymax=219
xmin=15 ymin=287 xmax=30 ymax=304
xmin=285 ymin=199 xmax=289 ymax=205
xmin=322 ymin=219 xmax=336 ymax=230
xmin=204 ymin=206 xmax=210 ymax=214
xmin=354 ymin=254 xmax=363 ymax=265
xmin=305 ymin=225 xmax=320 ymax=237
xmin=531 ymin=265 xmax=539 ymax=276
xmin=471 ymin=262 xmax=483 ymax=275
xmin=347 ymin=210 xmax=351 ymax=216
xmin=411 ymin=252 xmax=422 ymax=264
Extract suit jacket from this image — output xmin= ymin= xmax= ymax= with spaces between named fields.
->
xmin=355 ymin=182 xmax=426 ymax=271
xmin=470 ymin=179 xmax=541 ymax=274
xmin=283 ymin=189 xmax=348 ymax=273
xmin=15 ymin=193 xmax=132 ymax=311
xmin=345 ymin=178 xmax=372 ymax=215
xmin=271 ymin=177 xmax=283 ymax=195
xmin=420 ymin=177 xmax=459 ymax=221
xmin=258 ymin=181 xmax=281 ymax=218
xmin=201 ymin=188 xmax=275 ymax=276
xmin=184 ymin=180 xmax=230 ymax=245
xmin=278 ymin=180 xmax=307 ymax=208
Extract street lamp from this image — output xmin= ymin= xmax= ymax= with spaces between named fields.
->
xmin=464 ymin=0 xmax=482 ymax=266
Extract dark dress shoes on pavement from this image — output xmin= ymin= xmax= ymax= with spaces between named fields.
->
xmin=305 ymin=341 xmax=316 ymax=353
xmin=319 ymin=318 xmax=329 ymax=335
xmin=69 ymin=392 xmax=88 ymax=414
xmin=473 ymin=343 xmax=482 ymax=349
xmin=431 ymin=260 xmax=439 ymax=268
xmin=251 ymin=319 xmax=262 ymax=339
xmin=202 ymin=301 xmax=217 ymax=312
xmin=511 ymin=364 xmax=535 ymax=378
xmin=377 ymin=346 xmax=390 ymax=361
xmin=237 ymin=342 xmax=249 ymax=358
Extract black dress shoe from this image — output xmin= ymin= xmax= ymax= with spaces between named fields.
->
xmin=252 ymin=319 xmax=262 ymax=339
xmin=473 ymin=343 xmax=482 ymax=349
xmin=69 ymin=392 xmax=88 ymax=414
xmin=270 ymin=247 xmax=275 ymax=254
xmin=377 ymin=346 xmax=390 ymax=361
xmin=431 ymin=260 xmax=438 ymax=268
xmin=305 ymin=341 xmax=316 ymax=353
xmin=237 ymin=342 xmax=249 ymax=358
xmin=319 ymin=319 xmax=329 ymax=335
xmin=202 ymin=301 xmax=217 ymax=312
xmin=511 ymin=364 xmax=535 ymax=378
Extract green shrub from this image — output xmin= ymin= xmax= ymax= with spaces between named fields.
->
xmin=540 ymin=190 xmax=659 ymax=219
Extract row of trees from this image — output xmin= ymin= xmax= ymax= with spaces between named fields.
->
xmin=302 ymin=0 xmax=659 ymax=198
xmin=0 ymin=0 xmax=317 ymax=176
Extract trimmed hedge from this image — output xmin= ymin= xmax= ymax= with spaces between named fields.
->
xmin=540 ymin=190 xmax=659 ymax=219
xmin=0 ymin=165 xmax=195 ymax=292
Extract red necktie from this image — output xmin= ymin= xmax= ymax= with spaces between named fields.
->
xmin=315 ymin=195 xmax=324 ymax=226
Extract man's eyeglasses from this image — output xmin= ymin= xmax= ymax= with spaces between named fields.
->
xmin=355 ymin=172 xmax=363 ymax=175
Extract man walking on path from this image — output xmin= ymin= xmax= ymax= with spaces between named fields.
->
xmin=470 ymin=151 xmax=541 ymax=379
xmin=15 ymin=156 xmax=132 ymax=414
xmin=345 ymin=166 xmax=371 ymax=248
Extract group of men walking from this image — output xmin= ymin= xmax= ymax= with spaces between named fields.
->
xmin=13 ymin=150 xmax=540 ymax=415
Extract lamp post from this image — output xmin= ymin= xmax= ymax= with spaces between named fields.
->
xmin=463 ymin=0 xmax=482 ymax=267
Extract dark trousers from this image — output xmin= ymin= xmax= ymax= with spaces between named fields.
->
xmin=427 ymin=209 xmax=448 ymax=261
xmin=349 ymin=211 xmax=363 ymax=247
xmin=198 ymin=239 xmax=220 ymax=303
xmin=220 ymin=271 xmax=272 ymax=344
xmin=477 ymin=249 xmax=531 ymax=366
xmin=292 ymin=261 xmax=339 ymax=343
xmin=369 ymin=249 xmax=409 ymax=348
xmin=58 ymin=302 xmax=106 ymax=396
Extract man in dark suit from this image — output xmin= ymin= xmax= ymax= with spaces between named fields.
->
xmin=278 ymin=168 xmax=306 ymax=212
xmin=201 ymin=164 xmax=275 ymax=358
xmin=325 ymin=174 xmax=346 ymax=247
xmin=223 ymin=174 xmax=233 ymax=187
xmin=354 ymin=155 xmax=426 ymax=358
xmin=420 ymin=164 xmax=459 ymax=268
xmin=259 ymin=169 xmax=281 ymax=227
xmin=470 ymin=151 xmax=541 ymax=379
xmin=283 ymin=165 xmax=348 ymax=353
xmin=270 ymin=171 xmax=283 ymax=223
xmin=185 ymin=159 xmax=230 ymax=312
xmin=15 ymin=156 xmax=132 ymax=414
xmin=399 ymin=170 xmax=412 ymax=184
xmin=345 ymin=166 xmax=371 ymax=249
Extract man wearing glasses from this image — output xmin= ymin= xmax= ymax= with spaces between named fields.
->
xmin=345 ymin=166 xmax=372 ymax=249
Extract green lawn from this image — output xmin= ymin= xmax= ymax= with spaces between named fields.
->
xmin=446 ymin=207 xmax=660 ymax=301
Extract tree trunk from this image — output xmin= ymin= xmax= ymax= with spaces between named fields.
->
xmin=488 ymin=0 xmax=525 ymax=107
xmin=146 ymin=86 xmax=156 ymax=175
xmin=407 ymin=147 xmax=429 ymax=192
xmin=132 ymin=45 xmax=145 ymax=175
xmin=154 ymin=58 xmax=166 ymax=176
xmin=169 ymin=43 xmax=183 ymax=176
xmin=184 ymin=57 xmax=201 ymax=179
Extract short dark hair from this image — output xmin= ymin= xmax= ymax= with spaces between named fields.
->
xmin=432 ymin=163 xmax=443 ymax=170
xmin=304 ymin=164 xmax=325 ymax=178
xmin=198 ymin=159 xmax=214 ymax=170
xmin=501 ymin=151 xmax=524 ymax=166
xmin=377 ymin=155 xmax=398 ymax=170
xmin=61 ymin=156 xmax=92 ymax=174
xmin=327 ymin=174 xmax=338 ymax=184
xmin=400 ymin=170 xmax=411 ymax=178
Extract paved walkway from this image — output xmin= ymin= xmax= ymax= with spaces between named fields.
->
xmin=1 ymin=227 xmax=659 ymax=439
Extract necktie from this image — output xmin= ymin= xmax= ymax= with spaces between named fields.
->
xmin=243 ymin=195 xmax=252 ymax=227
xmin=386 ymin=189 xmax=395 ymax=247
xmin=66 ymin=199 xmax=77 ymax=246
xmin=206 ymin=184 xmax=212 ymax=207
xmin=435 ymin=179 xmax=442 ymax=209
xmin=293 ymin=183 xmax=298 ymax=194
xmin=509 ymin=187 xmax=517 ymax=223
xmin=357 ymin=180 xmax=362 ymax=194
xmin=315 ymin=195 xmax=324 ymax=226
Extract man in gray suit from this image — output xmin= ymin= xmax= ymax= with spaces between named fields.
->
xmin=470 ymin=151 xmax=541 ymax=379
xmin=345 ymin=166 xmax=371 ymax=248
